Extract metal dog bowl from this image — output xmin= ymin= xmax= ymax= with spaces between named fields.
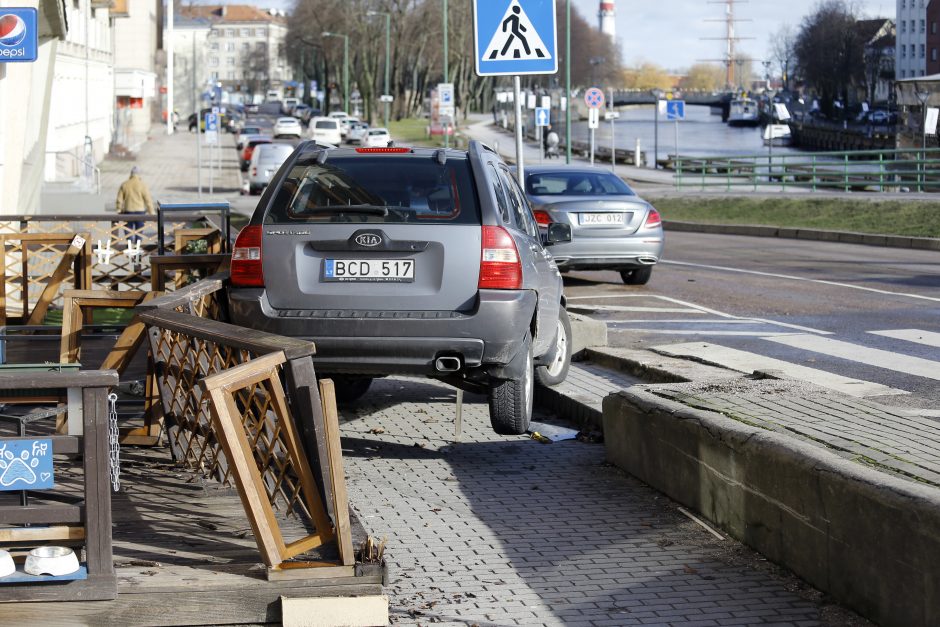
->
xmin=0 ymin=550 xmax=14 ymax=578
xmin=24 ymin=546 xmax=80 ymax=576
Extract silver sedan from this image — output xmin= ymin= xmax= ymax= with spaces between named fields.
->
xmin=524 ymin=166 xmax=664 ymax=285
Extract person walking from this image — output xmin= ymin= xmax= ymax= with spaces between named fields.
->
xmin=115 ymin=166 xmax=155 ymax=245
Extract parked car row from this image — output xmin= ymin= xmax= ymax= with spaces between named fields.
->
xmin=229 ymin=138 xmax=664 ymax=435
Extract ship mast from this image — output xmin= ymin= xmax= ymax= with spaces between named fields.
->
xmin=702 ymin=0 xmax=752 ymax=89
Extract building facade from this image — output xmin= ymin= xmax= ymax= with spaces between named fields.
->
xmin=176 ymin=5 xmax=288 ymax=102
xmin=897 ymin=0 xmax=927 ymax=79
xmin=927 ymin=0 xmax=940 ymax=74
xmin=112 ymin=0 xmax=159 ymax=153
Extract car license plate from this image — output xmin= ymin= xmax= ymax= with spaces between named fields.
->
xmin=579 ymin=212 xmax=624 ymax=225
xmin=323 ymin=259 xmax=415 ymax=282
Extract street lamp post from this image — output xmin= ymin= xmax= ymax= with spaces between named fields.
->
xmin=367 ymin=11 xmax=391 ymax=128
xmin=322 ymin=31 xmax=349 ymax=113
xmin=565 ymin=0 xmax=571 ymax=163
xmin=915 ymin=86 xmax=930 ymax=192
xmin=442 ymin=0 xmax=449 ymax=149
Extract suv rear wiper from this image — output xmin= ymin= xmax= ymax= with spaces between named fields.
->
xmin=308 ymin=204 xmax=389 ymax=216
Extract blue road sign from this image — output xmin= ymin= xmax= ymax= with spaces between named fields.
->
xmin=205 ymin=113 xmax=219 ymax=132
xmin=0 ymin=439 xmax=54 ymax=491
xmin=473 ymin=0 xmax=557 ymax=76
xmin=535 ymin=107 xmax=550 ymax=126
xmin=584 ymin=87 xmax=605 ymax=109
xmin=666 ymin=100 xmax=686 ymax=121
xmin=0 ymin=8 xmax=38 ymax=63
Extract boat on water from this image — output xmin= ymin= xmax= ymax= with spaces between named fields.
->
xmin=762 ymin=123 xmax=792 ymax=146
xmin=727 ymin=98 xmax=760 ymax=127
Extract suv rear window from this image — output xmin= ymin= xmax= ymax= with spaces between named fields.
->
xmin=264 ymin=155 xmax=480 ymax=224
xmin=315 ymin=120 xmax=337 ymax=129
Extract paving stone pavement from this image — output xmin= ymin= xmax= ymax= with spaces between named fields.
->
xmin=99 ymin=130 xmax=242 ymax=209
xmin=338 ymin=376 xmax=850 ymax=626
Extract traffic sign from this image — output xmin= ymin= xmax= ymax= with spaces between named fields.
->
xmin=438 ymin=83 xmax=454 ymax=106
xmin=584 ymin=87 xmax=604 ymax=109
xmin=473 ymin=0 xmax=558 ymax=76
xmin=535 ymin=107 xmax=550 ymax=126
xmin=379 ymin=94 xmax=394 ymax=103
xmin=588 ymin=107 xmax=599 ymax=129
xmin=665 ymin=100 xmax=685 ymax=121
xmin=540 ymin=95 xmax=551 ymax=108
xmin=527 ymin=93 xmax=536 ymax=109
xmin=604 ymin=111 xmax=620 ymax=121
xmin=205 ymin=112 xmax=219 ymax=131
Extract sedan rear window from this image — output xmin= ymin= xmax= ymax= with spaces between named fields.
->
xmin=526 ymin=172 xmax=635 ymax=196
xmin=265 ymin=155 xmax=479 ymax=224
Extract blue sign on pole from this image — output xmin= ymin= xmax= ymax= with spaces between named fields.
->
xmin=666 ymin=100 xmax=686 ymax=121
xmin=205 ymin=113 xmax=219 ymax=132
xmin=0 ymin=8 xmax=38 ymax=63
xmin=535 ymin=107 xmax=550 ymax=127
xmin=0 ymin=439 xmax=54 ymax=491
xmin=473 ymin=0 xmax=557 ymax=76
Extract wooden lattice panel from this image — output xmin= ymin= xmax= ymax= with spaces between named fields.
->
xmin=0 ymin=234 xmax=91 ymax=323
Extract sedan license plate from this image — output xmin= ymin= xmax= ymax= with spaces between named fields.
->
xmin=579 ymin=212 xmax=624 ymax=226
xmin=323 ymin=259 xmax=415 ymax=282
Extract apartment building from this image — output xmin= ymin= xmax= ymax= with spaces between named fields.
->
xmin=897 ymin=0 xmax=928 ymax=79
xmin=927 ymin=0 xmax=940 ymax=74
xmin=176 ymin=5 xmax=288 ymax=99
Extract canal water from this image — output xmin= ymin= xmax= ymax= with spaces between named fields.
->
xmin=569 ymin=104 xmax=804 ymax=162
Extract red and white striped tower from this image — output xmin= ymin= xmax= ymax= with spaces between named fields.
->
xmin=599 ymin=0 xmax=616 ymax=40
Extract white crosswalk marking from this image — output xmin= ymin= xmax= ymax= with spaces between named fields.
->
xmin=569 ymin=305 xmax=707 ymax=314
xmin=765 ymin=334 xmax=940 ymax=382
xmin=652 ymin=342 xmax=907 ymax=397
xmin=869 ymin=329 xmax=940 ymax=349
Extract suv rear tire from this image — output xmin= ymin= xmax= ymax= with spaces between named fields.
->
xmin=621 ymin=266 xmax=653 ymax=285
xmin=331 ymin=376 xmax=373 ymax=403
xmin=535 ymin=307 xmax=572 ymax=387
xmin=488 ymin=336 xmax=534 ymax=435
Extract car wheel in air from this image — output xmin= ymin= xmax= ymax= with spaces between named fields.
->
xmin=488 ymin=335 xmax=534 ymax=435
xmin=535 ymin=306 xmax=572 ymax=387
xmin=331 ymin=376 xmax=373 ymax=404
xmin=620 ymin=266 xmax=653 ymax=285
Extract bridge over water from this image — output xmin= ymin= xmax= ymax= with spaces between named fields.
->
xmin=608 ymin=90 xmax=734 ymax=110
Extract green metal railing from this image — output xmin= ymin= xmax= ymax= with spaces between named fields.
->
xmin=673 ymin=148 xmax=940 ymax=193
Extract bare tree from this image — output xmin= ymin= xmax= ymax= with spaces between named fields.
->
xmin=769 ymin=24 xmax=797 ymax=89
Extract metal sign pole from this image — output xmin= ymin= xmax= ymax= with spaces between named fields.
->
xmin=654 ymin=99 xmax=659 ymax=169
xmin=611 ymin=115 xmax=616 ymax=172
xmin=539 ymin=124 xmax=543 ymax=164
xmin=675 ymin=119 xmax=679 ymax=164
xmin=194 ymin=33 xmax=202 ymax=198
xmin=514 ymin=76 xmax=525 ymax=182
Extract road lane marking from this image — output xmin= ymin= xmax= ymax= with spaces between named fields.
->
xmin=652 ymin=342 xmax=907 ymax=397
xmin=652 ymin=295 xmax=832 ymax=334
xmin=614 ymin=329 xmax=802 ymax=336
xmin=662 ymin=260 xmax=940 ymax=303
xmin=569 ymin=305 xmax=707 ymax=314
xmin=870 ymin=329 xmax=940 ymax=349
xmin=765 ymin=334 xmax=940 ymax=382
xmin=604 ymin=319 xmax=764 ymax=324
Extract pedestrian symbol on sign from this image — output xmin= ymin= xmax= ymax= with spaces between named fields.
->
xmin=483 ymin=1 xmax=549 ymax=61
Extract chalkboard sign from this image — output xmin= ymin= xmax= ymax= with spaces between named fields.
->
xmin=0 ymin=439 xmax=54 ymax=491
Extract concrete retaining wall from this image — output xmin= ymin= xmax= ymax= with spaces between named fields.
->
xmin=603 ymin=388 xmax=940 ymax=627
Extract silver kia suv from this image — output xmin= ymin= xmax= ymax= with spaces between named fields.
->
xmin=228 ymin=141 xmax=573 ymax=435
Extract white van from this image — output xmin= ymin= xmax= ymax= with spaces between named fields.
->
xmin=309 ymin=117 xmax=342 ymax=145
xmin=281 ymin=97 xmax=299 ymax=115
xmin=266 ymin=90 xmax=280 ymax=103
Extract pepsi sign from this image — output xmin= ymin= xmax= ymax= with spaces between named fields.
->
xmin=0 ymin=8 xmax=38 ymax=63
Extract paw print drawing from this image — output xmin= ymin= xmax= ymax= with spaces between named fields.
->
xmin=0 ymin=444 xmax=40 ymax=487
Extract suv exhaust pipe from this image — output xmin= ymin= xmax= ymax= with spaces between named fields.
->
xmin=435 ymin=356 xmax=462 ymax=372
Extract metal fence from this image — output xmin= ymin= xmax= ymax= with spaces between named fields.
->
xmin=673 ymin=147 xmax=940 ymax=193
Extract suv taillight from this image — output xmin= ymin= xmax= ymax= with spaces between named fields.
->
xmin=644 ymin=208 xmax=662 ymax=228
xmin=479 ymin=226 xmax=522 ymax=290
xmin=231 ymin=225 xmax=264 ymax=287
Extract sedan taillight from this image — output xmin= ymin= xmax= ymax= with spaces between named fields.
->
xmin=533 ymin=210 xmax=552 ymax=226
xmin=644 ymin=208 xmax=662 ymax=228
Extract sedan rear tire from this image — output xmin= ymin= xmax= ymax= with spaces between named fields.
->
xmin=620 ymin=266 xmax=653 ymax=285
xmin=331 ymin=376 xmax=373 ymax=404
xmin=535 ymin=307 xmax=571 ymax=387
xmin=488 ymin=336 xmax=534 ymax=435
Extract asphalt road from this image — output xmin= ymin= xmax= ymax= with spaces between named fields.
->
xmin=562 ymin=231 xmax=940 ymax=413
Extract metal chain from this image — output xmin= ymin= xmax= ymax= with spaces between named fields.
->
xmin=108 ymin=392 xmax=121 ymax=492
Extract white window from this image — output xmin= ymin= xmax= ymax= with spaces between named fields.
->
xmin=902 ymin=44 xmax=907 ymax=58
xmin=921 ymin=43 xmax=926 ymax=58
xmin=211 ymin=71 xmax=219 ymax=80
xmin=228 ymin=71 xmax=235 ymax=80
xmin=210 ymin=42 xmax=219 ymax=51
xmin=922 ymin=19 xmax=927 ymax=33
xmin=255 ymin=27 xmax=266 ymax=37
xmin=209 ymin=56 xmax=219 ymax=67
xmin=226 ymin=42 xmax=235 ymax=52
xmin=226 ymin=28 xmax=234 ymax=37
xmin=227 ymin=56 xmax=236 ymax=66
xmin=242 ymin=42 xmax=250 ymax=51
xmin=241 ymin=28 xmax=250 ymax=37
xmin=902 ymin=21 xmax=906 ymax=34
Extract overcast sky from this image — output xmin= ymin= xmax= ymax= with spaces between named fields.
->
xmin=570 ymin=0 xmax=894 ymax=72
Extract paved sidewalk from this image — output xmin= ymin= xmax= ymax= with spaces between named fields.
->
xmin=98 ymin=130 xmax=242 ymax=210
xmin=340 ymin=376 xmax=862 ymax=626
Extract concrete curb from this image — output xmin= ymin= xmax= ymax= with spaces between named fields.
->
xmin=603 ymin=386 xmax=940 ymax=627
xmin=663 ymin=220 xmax=940 ymax=251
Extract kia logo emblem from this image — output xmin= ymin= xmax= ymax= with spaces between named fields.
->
xmin=355 ymin=234 xmax=381 ymax=247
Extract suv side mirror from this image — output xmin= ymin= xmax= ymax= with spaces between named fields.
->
xmin=544 ymin=223 xmax=572 ymax=245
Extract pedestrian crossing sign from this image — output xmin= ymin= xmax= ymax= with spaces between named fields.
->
xmin=473 ymin=0 xmax=557 ymax=76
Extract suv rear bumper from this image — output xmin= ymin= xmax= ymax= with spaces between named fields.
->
xmin=228 ymin=289 xmax=536 ymax=375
